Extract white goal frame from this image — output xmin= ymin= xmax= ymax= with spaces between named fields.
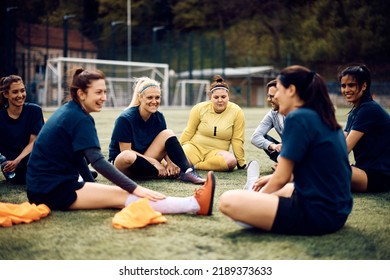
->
xmin=43 ymin=57 xmax=169 ymax=108
xmin=172 ymin=79 xmax=210 ymax=107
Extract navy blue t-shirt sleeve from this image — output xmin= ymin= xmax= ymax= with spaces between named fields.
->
xmin=280 ymin=113 xmax=310 ymax=163
xmin=28 ymin=104 xmax=45 ymax=135
xmin=351 ymin=103 xmax=382 ymax=133
xmin=72 ymin=116 xmax=100 ymax=152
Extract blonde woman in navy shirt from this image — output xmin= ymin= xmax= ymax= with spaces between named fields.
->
xmin=108 ymin=77 xmax=205 ymax=185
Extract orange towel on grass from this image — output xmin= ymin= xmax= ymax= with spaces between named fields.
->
xmin=0 ymin=202 xmax=50 ymax=227
xmin=112 ymin=198 xmax=167 ymax=229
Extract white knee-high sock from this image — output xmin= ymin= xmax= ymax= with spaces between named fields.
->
xmin=125 ymin=195 xmax=200 ymax=214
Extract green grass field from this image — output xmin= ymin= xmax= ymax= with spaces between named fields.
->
xmin=0 ymin=107 xmax=389 ymax=260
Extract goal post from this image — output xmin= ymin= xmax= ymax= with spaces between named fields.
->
xmin=172 ymin=79 xmax=210 ymax=107
xmin=43 ymin=57 xmax=169 ymax=108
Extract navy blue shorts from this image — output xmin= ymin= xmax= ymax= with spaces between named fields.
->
xmin=271 ymin=192 xmax=348 ymax=235
xmin=27 ymin=181 xmax=85 ymax=210
xmin=364 ymin=169 xmax=390 ymax=192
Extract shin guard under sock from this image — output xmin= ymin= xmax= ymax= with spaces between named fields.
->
xmin=165 ymin=136 xmax=191 ymax=171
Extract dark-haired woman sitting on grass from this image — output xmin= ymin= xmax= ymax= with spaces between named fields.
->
xmin=26 ymin=68 xmax=215 ymax=216
xmin=219 ymin=65 xmax=353 ymax=235
xmin=338 ymin=64 xmax=390 ymax=193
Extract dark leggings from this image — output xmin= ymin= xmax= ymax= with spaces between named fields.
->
xmin=264 ymin=135 xmax=280 ymax=163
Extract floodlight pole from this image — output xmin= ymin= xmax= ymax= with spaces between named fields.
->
xmin=127 ymin=0 xmax=132 ymax=62
xmin=62 ymin=14 xmax=76 ymax=97
xmin=127 ymin=0 xmax=132 ymax=94
xmin=152 ymin=26 xmax=165 ymax=62
xmin=111 ymin=21 xmax=125 ymax=60
xmin=63 ymin=14 xmax=76 ymax=58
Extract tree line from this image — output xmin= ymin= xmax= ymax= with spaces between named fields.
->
xmin=1 ymin=0 xmax=389 ymax=80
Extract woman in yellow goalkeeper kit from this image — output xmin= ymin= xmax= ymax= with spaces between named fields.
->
xmin=180 ymin=75 xmax=246 ymax=171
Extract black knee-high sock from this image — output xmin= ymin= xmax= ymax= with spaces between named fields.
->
xmin=165 ymin=137 xmax=191 ymax=171
xmin=130 ymin=155 xmax=159 ymax=177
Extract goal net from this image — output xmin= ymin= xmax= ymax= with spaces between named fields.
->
xmin=43 ymin=57 xmax=169 ymax=108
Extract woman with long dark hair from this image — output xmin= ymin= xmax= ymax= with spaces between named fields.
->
xmin=0 ymin=75 xmax=44 ymax=184
xmin=219 ymin=65 xmax=353 ymax=235
xmin=339 ymin=64 xmax=390 ymax=192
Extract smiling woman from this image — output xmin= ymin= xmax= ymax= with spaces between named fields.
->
xmin=26 ymin=68 xmax=216 ymax=216
xmin=179 ymin=75 xmax=246 ymax=171
xmin=0 ymin=75 xmax=45 ymax=184
xmin=218 ymin=65 xmax=353 ymax=236
xmin=108 ymin=76 xmax=206 ymax=185
xmin=77 ymin=78 xmax=107 ymax=113
xmin=339 ymin=64 xmax=390 ymax=193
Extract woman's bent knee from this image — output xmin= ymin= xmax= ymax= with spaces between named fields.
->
xmin=114 ymin=150 xmax=137 ymax=168
xmin=226 ymin=158 xmax=237 ymax=170
xmin=218 ymin=190 xmax=239 ymax=215
xmin=219 ymin=152 xmax=237 ymax=170
xmin=160 ymin=129 xmax=175 ymax=138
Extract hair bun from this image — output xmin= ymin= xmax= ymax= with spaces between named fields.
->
xmin=213 ymin=75 xmax=224 ymax=83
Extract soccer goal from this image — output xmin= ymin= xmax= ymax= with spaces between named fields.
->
xmin=43 ymin=57 xmax=169 ymax=108
xmin=172 ymin=79 xmax=210 ymax=107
